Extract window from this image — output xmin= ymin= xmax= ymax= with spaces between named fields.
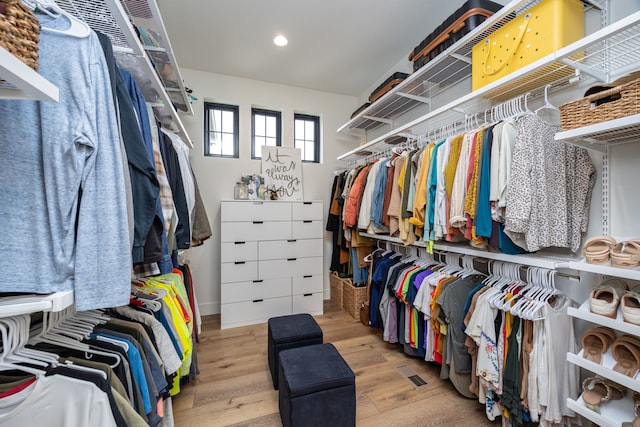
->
xmin=294 ymin=113 xmax=320 ymax=163
xmin=251 ymin=108 xmax=281 ymax=159
xmin=204 ymin=102 xmax=239 ymax=157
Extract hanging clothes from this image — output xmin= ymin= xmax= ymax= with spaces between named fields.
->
xmin=504 ymin=114 xmax=569 ymax=252
xmin=0 ymin=13 xmax=131 ymax=311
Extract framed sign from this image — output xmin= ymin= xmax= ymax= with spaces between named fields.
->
xmin=261 ymin=146 xmax=303 ymax=200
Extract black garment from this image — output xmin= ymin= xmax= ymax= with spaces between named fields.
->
xmin=325 ymin=174 xmax=341 ymax=233
xmin=142 ymin=216 xmax=164 ymax=264
xmin=502 ymin=316 xmax=524 ymax=427
xmin=326 ymin=174 xmax=341 ymax=272
xmin=95 ymin=32 xmax=116 ymax=108
xmin=159 ymin=130 xmax=191 ymax=249
xmin=95 ymin=32 xmax=161 ymax=264
xmin=46 ymin=365 xmax=127 ymax=427
xmin=178 ymin=264 xmax=200 ymax=378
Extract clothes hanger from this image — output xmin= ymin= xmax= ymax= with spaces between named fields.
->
xmin=489 ymin=263 xmax=522 ymax=310
xmin=25 ymin=0 xmax=91 ymax=38
xmin=535 ymin=84 xmax=560 ymax=115
xmin=0 ymin=316 xmax=49 ymax=367
xmin=92 ymin=334 xmax=129 ymax=352
xmin=28 ymin=311 xmax=122 ymax=369
xmin=4 ymin=315 xmax=59 ymax=367
xmin=61 ymin=359 xmax=107 ymax=380
xmin=0 ymin=319 xmax=46 ymax=376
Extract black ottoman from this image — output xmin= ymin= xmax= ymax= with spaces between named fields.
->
xmin=268 ymin=313 xmax=323 ymax=389
xmin=278 ymin=343 xmax=356 ymax=427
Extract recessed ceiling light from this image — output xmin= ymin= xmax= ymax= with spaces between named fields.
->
xmin=274 ymin=34 xmax=288 ymax=47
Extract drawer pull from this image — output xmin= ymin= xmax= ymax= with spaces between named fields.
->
xmin=252 ymin=299 xmax=264 ymax=303
xmin=252 ymin=221 xmax=264 ymax=224
xmin=252 ymin=280 xmax=263 ymax=283
xmin=253 ymin=201 xmax=264 ymax=205
xmin=303 ymin=275 xmax=313 ymax=278
xmin=303 ymin=202 xmax=312 ymax=205
xmin=234 ymin=241 xmax=246 ymax=245
xmin=303 ymin=293 xmax=313 ymax=297
xmin=234 ymin=261 xmax=246 ymax=265
xmin=287 ymin=258 xmax=297 ymax=261
xmin=303 ymin=220 xmax=313 ymax=223
xmin=287 ymin=239 xmax=297 ymax=243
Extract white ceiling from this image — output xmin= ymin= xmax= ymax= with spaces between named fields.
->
xmin=158 ymin=0 xmax=508 ymax=98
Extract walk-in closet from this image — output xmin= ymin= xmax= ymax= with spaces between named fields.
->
xmin=1 ymin=0 xmax=640 ymax=426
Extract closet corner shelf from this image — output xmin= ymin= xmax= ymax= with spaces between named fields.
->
xmin=567 ymin=395 xmax=633 ymax=427
xmin=359 ymin=232 xmax=571 ymax=270
xmin=0 ymin=291 xmax=74 ymax=319
xmin=57 ymin=0 xmax=193 ymax=148
xmin=555 ymin=114 xmax=640 ymax=152
xmin=567 ymin=350 xmax=640 ymax=394
xmin=337 ymin=8 xmax=640 ymax=161
xmin=0 ymin=46 xmax=59 ymax=102
xmin=568 ymin=260 xmax=640 ymax=282
xmin=568 ymin=300 xmax=640 ymax=337
xmin=119 ymin=0 xmax=194 ymax=116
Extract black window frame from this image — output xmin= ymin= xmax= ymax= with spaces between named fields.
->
xmin=251 ymin=108 xmax=282 ymax=160
xmin=294 ymin=113 xmax=320 ymax=163
xmin=204 ymin=102 xmax=239 ymax=158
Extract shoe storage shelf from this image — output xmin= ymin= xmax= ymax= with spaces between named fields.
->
xmin=567 ymin=394 xmax=635 ymax=427
xmin=567 ymin=300 xmax=640 ymax=426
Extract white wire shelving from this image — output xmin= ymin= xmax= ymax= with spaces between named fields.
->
xmin=555 ymin=114 xmax=640 ymax=152
xmin=566 ymin=299 xmax=640 ymax=427
xmin=56 ymin=0 xmax=194 ymax=147
xmin=337 ymin=2 xmax=640 ymax=161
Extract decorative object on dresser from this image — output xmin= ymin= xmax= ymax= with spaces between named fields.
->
xmin=220 ymin=200 xmax=324 ymax=329
xmin=261 ymin=146 xmax=303 ymax=201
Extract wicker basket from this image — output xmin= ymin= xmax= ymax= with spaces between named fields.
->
xmin=341 ymin=278 xmax=367 ymax=320
xmin=0 ymin=0 xmax=40 ymax=71
xmin=329 ymin=271 xmax=344 ymax=307
xmin=560 ymin=77 xmax=640 ymax=130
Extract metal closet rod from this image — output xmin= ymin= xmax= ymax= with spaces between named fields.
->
xmin=351 ymin=78 xmax=576 ymax=167
xmin=377 ymin=239 xmax=581 ymax=281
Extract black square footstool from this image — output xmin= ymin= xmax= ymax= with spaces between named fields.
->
xmin=268 ymin=313 xmax=323 ymax=389
xmin=278 ymin=343 xmax=356 ymax=427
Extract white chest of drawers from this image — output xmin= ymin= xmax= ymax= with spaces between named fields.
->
xmin=220 ymin=200 xmax=324 ymax=329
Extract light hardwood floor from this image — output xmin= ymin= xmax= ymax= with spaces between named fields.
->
xmin=172 ymin=300 xmax=499 ymax=427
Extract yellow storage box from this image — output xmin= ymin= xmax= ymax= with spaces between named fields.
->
xmin=472 ymin=0 xmax=584 ymax=91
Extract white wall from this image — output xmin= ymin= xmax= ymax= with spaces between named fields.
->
xmin=180 ymin=69 xmax=357 ymax=315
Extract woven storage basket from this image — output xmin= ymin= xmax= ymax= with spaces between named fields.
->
xmin=560 ymin=78 xmax=640 ymax=130
xmin=329 ymin=271 xmax=344 ymax=307
xmin=341 ymin=278 xmax=367 ymax=320
xmin=0 ymin=0 xmax=40 ymax=71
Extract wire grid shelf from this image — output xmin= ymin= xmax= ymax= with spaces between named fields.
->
xmin=339 ymin=5 xmax=640 ymax=161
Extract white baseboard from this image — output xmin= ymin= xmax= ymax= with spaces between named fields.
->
xmin=198 ymin=301 xmax=220 ymax=316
